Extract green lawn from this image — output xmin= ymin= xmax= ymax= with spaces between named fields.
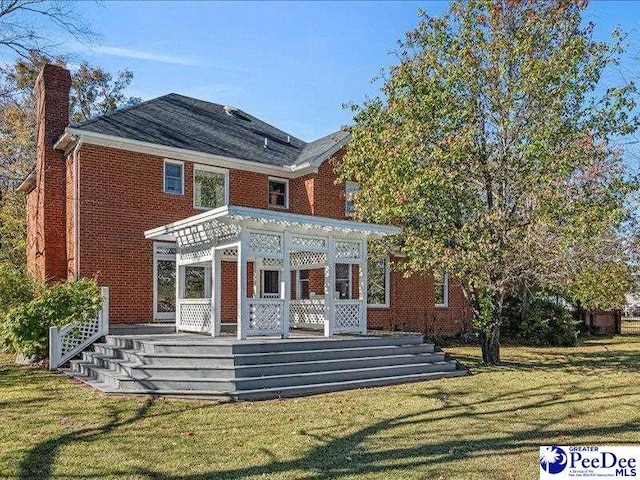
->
xmin=1 ymin=336 xmax=639 ymax=480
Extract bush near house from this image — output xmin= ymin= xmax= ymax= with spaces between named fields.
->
xmin=502 ymin=293 xmax=580 ymax=347
xmin=0 ymin=266 xmax=101 ymax=360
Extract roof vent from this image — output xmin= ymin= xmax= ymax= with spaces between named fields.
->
xmin=264 ymin=137 xmax=268 ymax=149
xmin=223 ymin=105 xmax=252 ymax=122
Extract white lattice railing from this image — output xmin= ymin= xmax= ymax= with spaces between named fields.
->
xmin=49 ymin=287 xmax=109 ymax=370
xmin=290 ymin=299 xmax=325 ymax=326
xmin=177 ymin=299 xmax=212 ymax=333
xmin=334 ymin=299 xmax=362 ymax=333
xmin=247 ymin=299 xmax=284 ymax=336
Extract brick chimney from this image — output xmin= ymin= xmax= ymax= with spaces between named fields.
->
xmin=26 ymin=64 xmax=71 ymax=281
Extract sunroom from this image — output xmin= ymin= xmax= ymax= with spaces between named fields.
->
xmin=144 ymin=205 xmax=400 ymax=339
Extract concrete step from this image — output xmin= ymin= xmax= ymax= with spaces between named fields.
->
xmin=64 ymin=368 xmax=467 ymax=401
xmin=104 ymin=334 xmax=425 ymax=353
xmin=73 ymin=359 xmax=458 ymax=392
xmin=78 ymin=349 xmax=450 ymax=380
xmin=108 ymin=324 xmax=176 ymax=336
xmin=232 ymin=344 xmax=435 ymax=364
xmin=235 ymin=369 xmax=468 ymax=401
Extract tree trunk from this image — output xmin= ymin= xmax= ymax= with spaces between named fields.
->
xmin=480 ymin=321 xmax=501 ymax=365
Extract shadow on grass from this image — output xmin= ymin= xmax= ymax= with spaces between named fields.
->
xmin=16 ymin=379 xmax=640 ymax=480
xmin=13 ymin=337 xmax=640 ymax=480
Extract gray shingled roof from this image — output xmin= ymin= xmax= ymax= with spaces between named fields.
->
xmin=72 ymin=93 xmax=349 ymax=168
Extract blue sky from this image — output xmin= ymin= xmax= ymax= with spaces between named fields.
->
xmin=40 ymin=1 xmax=640 ymax=142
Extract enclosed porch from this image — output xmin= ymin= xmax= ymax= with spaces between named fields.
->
xmin=145 ymin=205 xmax=400 ymax=340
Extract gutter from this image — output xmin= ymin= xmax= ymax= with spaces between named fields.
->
xmin=72 ymin=136 xmax=83 ymax=279
xmin=55 ymin=128 xmax=347 ymax=179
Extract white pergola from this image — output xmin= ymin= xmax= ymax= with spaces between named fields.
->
xmin=145 ymin=205 xmax=400 ymax=339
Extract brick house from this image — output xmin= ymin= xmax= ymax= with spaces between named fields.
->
xmin=19 ymin=64 xmax=472 ymax=339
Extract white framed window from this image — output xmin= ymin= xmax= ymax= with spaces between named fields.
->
xmin=434 ymin=270 xmax=449 ymax=307
xmin=268 ymin=177 xmax=289 ymax=209
xmin=368 ymin=257 xmax=390 ymax=308
xmin=345 ymin=181 xmax=360 ymax=215
xmin=194 ymin=164 xmax=228 ymax=210
xmin=297 ymin=269 xmax=310 ymax=299
xmin=335 ymin=263 xmax=352 ymax=300
xmin=164 ymin=159 xmax=184 ymax=195
xmin=153 ymin=242 xmax=177 ymax=320
xmin=261 ymin=269 xmax=280 ymax=298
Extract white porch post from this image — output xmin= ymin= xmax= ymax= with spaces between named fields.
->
xmin=281 ymin=232 xmax=291 ymax=338
xmin=210 ymin=248 xmax=221 ymax=337
xmin=237 ymin=230 xmax=249 ymax=340
xmin=359 ymin=239 xmax=368 ymax=335
xmin=175 ymin=247 xmax=181 ymax=333
xmin=324 ymin=236 xmax=336 ymax=337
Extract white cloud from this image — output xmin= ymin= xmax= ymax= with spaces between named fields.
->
xmin=76 ymin=43 xmax=199 ymax=66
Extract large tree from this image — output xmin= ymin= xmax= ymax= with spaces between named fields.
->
xmin=338 ymin=0 xmax=639 ymax=364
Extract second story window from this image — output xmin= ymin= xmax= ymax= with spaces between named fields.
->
xmin=345 ymin=181 xmax=360 ymax=215
xmin=434 ymin=270 xmax=449 ymax=307
xmin=164 ymin=160 xmax=184 ymax=195
xmin=194 ymin=165 xmax=228 ymax=210
xmin=268 ymin=178 xmax=288 ymax=208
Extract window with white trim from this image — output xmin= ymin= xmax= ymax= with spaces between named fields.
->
xmin=345 ymin=181 xmax=360 ymax=215
xmin=297 ymin=270 xmax=310 ymax=299
xmin=434 ymin=270 xmax=448 ymax=307
xmin=268 ymin=178 xmax=288 ymax=208
xmin=194 ymin=165 xmax=228 ymax=209
xmin=261 ymin=270 xmax=280 ymax=298
xmin=335 ymin=263 xmax=352 ymax=299
xmin=367 ymin=257 xmax=389 ymax=307
xmin=164 ymin=160 xmax=183 ymax=195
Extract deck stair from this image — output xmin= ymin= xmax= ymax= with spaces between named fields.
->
xmin=65 ymin=333 xmax=466 ymax=401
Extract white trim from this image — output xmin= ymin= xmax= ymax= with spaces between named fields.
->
xmin=268 ymin=177 xmax=289 ymax=209
xmin=435 ymin=271 xmax=449 ymax=308
xmin=193 ymin=164 xmax=229 ymax=210
xmin=153 ymin=242 xmax=177 ymax=320
xmin=144 ymin=205 xmax=401 ymax=240
xmin=345 ymin=180 xmax=360 ymax=216
xmin=260 ymin=269 xmax=281 ymax=297
xmin=163 ymin=159 xmax=184 ymax=195
xmin=335 ymin=263 xmax=352 ymax=300
xmin=367 ymin=256 xmax=390 ymax=309
xmin=296 ymin=269 xmax=310 ymax=300
xmin=57 ymin=128 xmax=321 ymax=179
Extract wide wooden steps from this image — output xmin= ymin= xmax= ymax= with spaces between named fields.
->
xmin=63 ymin=333 xmax=467 ymax=401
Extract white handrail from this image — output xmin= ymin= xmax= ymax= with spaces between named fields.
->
xmin=49 ymin=287 xmax=109 ymax=370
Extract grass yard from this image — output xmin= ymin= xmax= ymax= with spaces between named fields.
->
xmin=1 ymin=336 xmax=639 ymax=480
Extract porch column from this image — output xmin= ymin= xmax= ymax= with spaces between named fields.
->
xmin=281 ymin=232 xmax=291 ymax=338
xmin=359 ymin=239 xmax=368 ymax=335
xmin=210 ymin=247 xmax=222 ymax=337
xmin=175 ymin=248 xmax=181 ymax=333
xmin=237 ymin=230 xmax=249 ymax=340
xmin=324 ymin=236 xmax=336 ymax=337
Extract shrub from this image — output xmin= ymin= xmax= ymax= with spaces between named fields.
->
xmin=502 ymin=293 xmax=580 ymax=347
xmin=0 ymin=263 xmax=41 ymax=350
xmin=2 ymin=278 xmax=102 ymax=359
xmin=0 ymin=262 xmax=40 ymax=313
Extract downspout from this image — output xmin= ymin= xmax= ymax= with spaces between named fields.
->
xmin=72 ymin=137 xmax=83 ymax=279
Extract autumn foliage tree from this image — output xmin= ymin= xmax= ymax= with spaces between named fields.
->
xmin=338 ymin=0 xmax=639 ymax=364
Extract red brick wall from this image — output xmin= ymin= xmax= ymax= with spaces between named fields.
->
xmin=26 ymin=65 xmax=71 ymax=281
xmin=366 ymin=262 xmax=472 ymax=336
xmin=70 ymin=142 xmax=471 ymax=334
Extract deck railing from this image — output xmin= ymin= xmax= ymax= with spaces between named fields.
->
xmin=177 ymin=299 xmax=212 ymax=333
xmin=334 ymin=299 xmax=362 ymax=334
xmin=290 ymin=299 xmax=325 ymax=327
xmin=49 ymin=287 xmax=109 ymax=370
xmin=246 ymin=298 xmax=284 ymax=336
